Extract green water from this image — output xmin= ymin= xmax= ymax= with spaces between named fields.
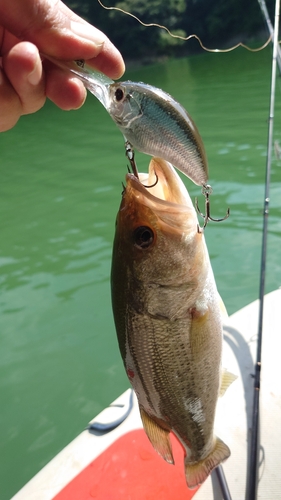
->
xmin=1 ymin=47 xmax=281 ymax=499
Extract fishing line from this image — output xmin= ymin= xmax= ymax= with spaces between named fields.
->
xmin=246 ymin=0 xmax=280 ymax=499
xmin=97 ymin=0 xmax=273 ymax=53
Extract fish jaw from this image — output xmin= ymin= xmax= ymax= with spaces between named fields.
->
xmin=120 ymin=157 xmax=199 ymax=239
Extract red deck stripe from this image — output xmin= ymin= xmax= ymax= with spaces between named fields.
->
xmin=53 ymin=429 xmax=199 ymax=500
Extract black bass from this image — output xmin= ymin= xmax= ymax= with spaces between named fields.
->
xmin=42 ymin=56 xmax=208 ymax=186
xmin=111 ymin=157 xmax=234 ymax=489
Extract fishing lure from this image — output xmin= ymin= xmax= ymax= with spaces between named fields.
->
xmin=43 ymin=56 xmax=208 ymax=186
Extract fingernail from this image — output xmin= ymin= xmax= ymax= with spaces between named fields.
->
xmin=71 ymin=21 xmax=106 ymax=49
xmin=27 ymin=53 xmax=42 ymax=85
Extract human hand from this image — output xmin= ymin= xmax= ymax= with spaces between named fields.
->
xmin=0 ymin=0 xmax=125 ymax=132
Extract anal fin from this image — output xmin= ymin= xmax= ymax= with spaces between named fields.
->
xmin=185 ymin=437 xmax=230 ymax=489
xmin=140 ymin=408 xmax=174 ymax=464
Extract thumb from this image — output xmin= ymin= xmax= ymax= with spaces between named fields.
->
xmin=0 ymin=0 xmax=122 ymax=64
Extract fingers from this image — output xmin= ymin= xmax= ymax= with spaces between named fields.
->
xmin=0 ymin=42 xmax=46 ymax=131
xmin=0 ymin=0 xmax=125 ymax=79
xmin=3 ymin=43 xmax=45 ymax=111
xmin=0 ymin=0 xmax=126 ymax=131
xmin=86 ymin=38 xmax=125 ymax=80
xmin=0 ymin=69 xmax=21 ymax=131
xmin=0 ymin=41 xmax=89 ymax=131
xmin=43 ymin=61 xmax=87 ymax=110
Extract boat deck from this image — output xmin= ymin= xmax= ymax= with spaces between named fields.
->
xmin=11 ymin=288 xmax=281 ymax=500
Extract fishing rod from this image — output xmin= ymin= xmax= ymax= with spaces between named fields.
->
xmin=258 ymin=0 xmax=281 ymax=73
xmin=215 ymin=465 xmax=232 ymax=500
xmin=246 ymin=0 xmax=280 ymax=499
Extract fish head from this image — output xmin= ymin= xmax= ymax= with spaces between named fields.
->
xmin=107 ymin=81 xmax=143 ymax=128
xmin=113 ymin=157 xmax=207 ymax=288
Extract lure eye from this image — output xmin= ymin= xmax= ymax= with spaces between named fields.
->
xmin=133 ymin=226 xmax=154 ymax=249
xmin=115 ymin=87 xmax=125 ymax=102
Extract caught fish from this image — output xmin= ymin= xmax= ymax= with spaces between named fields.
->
xmin=111 ymin=157 xmax=235 ymax=489
xmin=43 ymin=56 xmax=208 ymax=186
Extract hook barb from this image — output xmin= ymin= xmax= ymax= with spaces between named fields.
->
xmin=142 ymin=171 xmax=159 ymax=189
xmin=196 ymin=184 xmax=230 ymax=232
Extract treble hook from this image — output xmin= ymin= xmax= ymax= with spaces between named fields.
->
xmin=143 ymin=171 xmax=159 ymax=189
xmin=195 ymin=184 xmax=230 ymax=233
xmin=125 ymin=141 xmax=139 ymax=178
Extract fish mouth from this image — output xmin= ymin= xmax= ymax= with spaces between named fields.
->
xmin=124 ymin=157 xmax=197 ymax=231
xmin=126 ymin=157 xmax=193 ymax=208
xmin=41 ymin=55 xmax=111 ymax=108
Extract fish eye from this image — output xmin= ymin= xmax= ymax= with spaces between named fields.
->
xmin=115 ymin=87 xmax=125 ymax=102
xmin=133 ymin=226 xmax=154 ymax=249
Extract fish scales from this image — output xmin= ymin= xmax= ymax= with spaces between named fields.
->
xmin=111 ymin=157 xmax=232 ymax=489
xmin=126 ymin=311 xmax=214 ymax=455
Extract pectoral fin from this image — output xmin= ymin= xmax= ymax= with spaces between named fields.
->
xmin=140 ymin=408 xmax=174 ymax=464
xmin=185 ymin=437 xmax=230 ymax=489
xmin=219 ymin=368 xmax=237 ymax=397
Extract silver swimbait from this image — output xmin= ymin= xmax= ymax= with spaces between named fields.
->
xmin=43 ymin=56 xmax=208 ymax=186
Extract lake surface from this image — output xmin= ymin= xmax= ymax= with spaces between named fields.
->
xmin=1 ymin=47 xmax=281 ymax=499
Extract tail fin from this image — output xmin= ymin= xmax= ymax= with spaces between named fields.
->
xmin=185 ymin=437 xmax=230 ymax=489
